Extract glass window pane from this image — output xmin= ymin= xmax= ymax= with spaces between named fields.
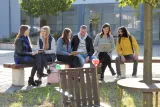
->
xmin=84 ymin=4 xmax=102 ymax=39
xmin=102 ymin=3 xmax=120 ymax=12
xmin=121 ymin=12 xmax=141 ymax=40
xmin=152 ymin=10 xmax=160 ymax=41
xmin=102 ymin=13 xmax=120 ymax=37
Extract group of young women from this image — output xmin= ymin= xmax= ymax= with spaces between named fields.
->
xmin=14 ymin=23 xmax=139 ymax=86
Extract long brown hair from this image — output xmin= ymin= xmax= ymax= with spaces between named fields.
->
xmin=100 ymin=23 xmax=111 ymax=38
xmin=41 ymin=26 xmax=50 ymax=50
xmin=62 ymin=28 xmax=71 ymax=44
xmin=14 ymin=25 xmax=30 ymax=44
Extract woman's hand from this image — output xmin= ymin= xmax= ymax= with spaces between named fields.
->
xmin=133 ymin=54 xmax=139 ymax=60
xmin=120 ymin=55 xmax=126 ymax=62
xmin=71 ymin=51 xmax=78 ymax=56
xmin=68 ymin=53 xmax=72 ymax=56
xmin=31 ymin=51 xmax=38 ymax=55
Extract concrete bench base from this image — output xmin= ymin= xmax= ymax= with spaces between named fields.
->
xmin=12 ymin=68 xmax=25 ymax=86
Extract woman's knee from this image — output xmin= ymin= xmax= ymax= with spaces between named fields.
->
xmin=116 ymin=56 xmax=120 ymax=61
xmin=90 ymin=55 xmax=97 ymax=61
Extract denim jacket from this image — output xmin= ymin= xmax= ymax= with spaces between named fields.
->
xmin=56 ymin=37 xmax=72 ymax=55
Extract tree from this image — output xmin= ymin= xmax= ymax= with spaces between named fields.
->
xmin=117 ymin=0 xmax=160 ymax=106
xmin=18 ymin=0 xmax=75 ymax=17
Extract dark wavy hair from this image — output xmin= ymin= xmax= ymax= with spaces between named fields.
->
xmin=100 ymin=23 xmax=111 ymax=38
xmin=118 ymin=26 xmax=130 ymax=38
xmin=62 ymin=28 xmax=72 ymax=44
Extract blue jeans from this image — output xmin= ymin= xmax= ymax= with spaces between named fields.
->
xmin=77 ymin=53 xmax=97 ymax=67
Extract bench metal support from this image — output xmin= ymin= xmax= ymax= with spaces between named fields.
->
xmin=12 ymin=68 xmax=25 ymax=86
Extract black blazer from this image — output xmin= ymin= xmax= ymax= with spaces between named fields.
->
xmin=71 ymin=35 xmax=94 ymax=57
xmin=14 ymin=36 xmax=32 ymax=58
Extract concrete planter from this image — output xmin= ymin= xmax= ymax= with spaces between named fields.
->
xmin=0 ymin=43 xmax=14 ymax=50
xmin=0 ymin=43 xmax=37 ymax=50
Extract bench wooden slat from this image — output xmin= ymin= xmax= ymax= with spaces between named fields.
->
xmin=3 ymin=61 xmax=67 ymax=69
xmin=67 ymin=70 xmax=74 ymax=97
xmin=61 ymin=70 xmax=68 ymax=104
xmin=3 ymin=63 xmax=34 ymax=69
xmin=67 ymin=70 xmax=76 ymax=106
xmin=91 ymin=68 xmax=100 ymax=105
xmin=86 ymin=68 xmax=93 ymax=105
xmin=74 ymin=69 xmax=81 ymax=106
xmin=80 ymin=69 xmax=87 ymax=106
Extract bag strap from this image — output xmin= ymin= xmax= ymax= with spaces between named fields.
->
xmin=118 ymin=37 xmax=121 ymax=44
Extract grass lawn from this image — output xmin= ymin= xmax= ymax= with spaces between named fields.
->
xmin=1 ymin=81 xmax=159 ymax=107
xmin=0 ymin=85 xmax=61 ymax=107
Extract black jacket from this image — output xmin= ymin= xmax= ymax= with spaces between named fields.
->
xmin=71 ymin=35 xmax=94 ymax=57
xmin=39 ymin=35 xmax=53 ymax=50
xmin=14 ymin=36 xmax=32 ymax=58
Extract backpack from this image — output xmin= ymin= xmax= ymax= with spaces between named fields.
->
xmin=118 ymin=36 xmax=134 ymax=53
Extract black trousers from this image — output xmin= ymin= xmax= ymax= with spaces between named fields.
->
xmin=98 ymin=52 xmax=115 ymax=79
xmin=17 ymin=54 xmax=42 ymax=79
xmin=37 ymin=54 xmax=56 ymax=77
xmin=56 ymin=54 xmax=81 ymax=68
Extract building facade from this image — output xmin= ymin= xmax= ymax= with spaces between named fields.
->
xmin=0 ymin=0 xmax=20 ymax=38
xmin=1 ymin=0 xmax=160 ymax=43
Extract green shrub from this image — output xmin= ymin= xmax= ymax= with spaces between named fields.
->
xmin=52 ymin=32 xmax=61 ymax=41
xmin=0 ymin=36 xmax=16 ymax=43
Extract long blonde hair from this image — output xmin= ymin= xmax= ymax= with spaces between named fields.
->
xmin=41 ymin=26 xmax=50 ymax=50
xmin=14 ymin=25 xmax=31 ymax=46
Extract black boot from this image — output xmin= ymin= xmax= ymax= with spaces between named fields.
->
xmin=99 ymin=72 xmax=104 ymax=81
xmin=28 ymin=77 xmax=37 ymax=86
xmin=35 ymin=80 xmax=42 ymax=86
xmin=99 ymin=65 xmax=106 ymax=81
xmin=47 ymin=69 xmax=51 ymax=74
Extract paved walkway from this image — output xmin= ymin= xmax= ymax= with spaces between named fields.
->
xmin=0 ymin=45 xmax=160 ymax=93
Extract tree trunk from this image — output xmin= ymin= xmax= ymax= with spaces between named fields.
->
xmin=143 ymin=2 xmax=153 ymax=107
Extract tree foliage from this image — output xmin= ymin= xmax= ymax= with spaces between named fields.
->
xmin=19 ymin=0 xmax=75 ymax=17
xmin=116 ymin=0 xmax=160 ymax=8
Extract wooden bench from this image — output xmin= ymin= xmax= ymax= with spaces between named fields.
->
xmin=56 ymin=67 xmax=101 ymax=107
xmin=3 ymin=61 xmax=69 ymax=86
